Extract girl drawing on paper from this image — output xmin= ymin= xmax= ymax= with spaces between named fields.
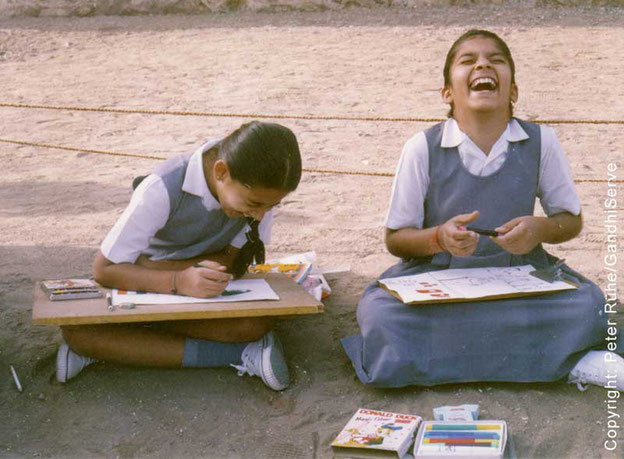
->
xmin=342 ymin=30 xmax=623 ymax=390
xmin=56 ymin=121 xmax=301 ymax=391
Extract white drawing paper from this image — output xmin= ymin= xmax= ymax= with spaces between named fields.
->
xmin=379 ymin=265 xmax=576 ymax=304
xmin=112 ymin=279 xmax=279 ymax=306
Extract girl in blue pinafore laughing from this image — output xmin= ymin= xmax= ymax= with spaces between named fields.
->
xmin=342 ymin=29 xmax=624 ymax=390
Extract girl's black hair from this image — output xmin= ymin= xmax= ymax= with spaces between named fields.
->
xmin=218 ymin=121 xmax=302 ymax=191
xmin=443 ymin=29 xmax=516 ymax=118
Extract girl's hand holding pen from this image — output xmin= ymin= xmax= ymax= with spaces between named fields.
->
xmin=437 ymin=211 xmax=480 ymax=257
xmin=492 ymin=216 xmax=543 ymax=255
xmin=176 ymin=261 xmax=233 ymax=298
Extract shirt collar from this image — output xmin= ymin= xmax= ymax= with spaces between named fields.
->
xmin=506 ymin=118 xmax=530 ymax=142
xmin=441 ymin=117 xmax=529 ymax=148
xmin=182 ymin=139 xmax=222 ymax=211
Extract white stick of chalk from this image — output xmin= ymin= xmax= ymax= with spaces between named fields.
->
xmin=10 ymin=365 xmax=23 ymax=392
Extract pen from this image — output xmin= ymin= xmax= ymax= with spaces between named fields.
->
xmin=106 ymin=293 xmax=114 ymax=312
xmin=464 ymin=226 xmax=499 ymax=237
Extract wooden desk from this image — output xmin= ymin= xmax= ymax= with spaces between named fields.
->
xmin=32 ymin=274 xmax=323 ymax=326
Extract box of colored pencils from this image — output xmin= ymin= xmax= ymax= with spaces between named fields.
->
xmin=413 ymin=420 xmax=507 ymax=458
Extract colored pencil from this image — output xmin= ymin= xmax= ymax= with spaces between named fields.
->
xmin=426 ymin=424 xmax=501 ymax=430
xmin=424 ymin=432 xmax=500 ymax=439
xmin=423 ymin=438 xmax=498 ymax=446
xmin=420 ymin=442 xmax=498 ymax=449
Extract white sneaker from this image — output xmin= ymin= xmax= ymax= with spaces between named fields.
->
xmin=231 ymin=331 xmax=290 ymax=391
xmin=568 ymin=350 xmax=624 ymax=391
xmin=56 ymin=341 xmax=97 ymax=383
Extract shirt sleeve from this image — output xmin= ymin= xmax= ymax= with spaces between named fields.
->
xmin=385 ymin=132 xmax=430 ymax=229
xmin=100 ymin=175 xmax=170 ymax=264
xmin=229 ymin=210 xmax=273 ymax=249
xmin=537 ymin=125 xmax=582 ymax=216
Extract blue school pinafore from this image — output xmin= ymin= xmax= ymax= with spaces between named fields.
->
xmin=145 ymin=140 xmax=248 ymax=261
xmin=341 ymin=120 xmax=606 ymax=387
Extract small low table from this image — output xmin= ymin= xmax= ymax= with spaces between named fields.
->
xmin=32 ymin=273 xmax=324 ymax=326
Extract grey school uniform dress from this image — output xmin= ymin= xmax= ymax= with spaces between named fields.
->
xmin=147 ymin=140 xmax=248 ymax=260
xmin=341 ymin=120 xmax=607 ymax=388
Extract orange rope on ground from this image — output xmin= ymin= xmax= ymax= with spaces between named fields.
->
xmin=2 ymin=102 xmax=624 ymax=125
xmin=1 ymin=137 xmax=621 ymax=183
xmin=0 ymin=102 xmax=441 ymax=123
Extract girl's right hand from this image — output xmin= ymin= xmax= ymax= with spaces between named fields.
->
xmin=438 ymin=211 xmax=480 ymax=257
xmin=176 ymin=261 xmax=233 ymax=298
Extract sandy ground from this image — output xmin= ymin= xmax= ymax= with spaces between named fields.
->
xmin=1 ymin=5 xmax=623 ymax=458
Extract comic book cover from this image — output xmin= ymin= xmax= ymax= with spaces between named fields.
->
xmin=332 ymin=408 xmax=422 ymax=458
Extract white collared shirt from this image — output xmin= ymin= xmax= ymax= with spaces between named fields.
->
xmin=101 ymin=142 xmax=272 ymax=264
xmin=386 ymin=118 xmax=581 ymax=229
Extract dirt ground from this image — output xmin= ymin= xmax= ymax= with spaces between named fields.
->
xmin=0 ymin=5 xmax=623 ymax=458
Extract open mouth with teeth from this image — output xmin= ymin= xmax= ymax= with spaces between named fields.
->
xmin=470 ymin=77 xmax=497 ymax=91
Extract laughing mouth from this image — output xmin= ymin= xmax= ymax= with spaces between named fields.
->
xmin=470 ymin=77 xmax=497 ymax=91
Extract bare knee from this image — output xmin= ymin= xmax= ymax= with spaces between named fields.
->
xmin=166 ymin=317 xmax=272 ymax=342
xmin=231 ymin=317 xmax=272 ymax=342
xmin=61 ymin=325 xmax=101 ymax=357
xmin=208 ymin=317 xmax=272 ymax=342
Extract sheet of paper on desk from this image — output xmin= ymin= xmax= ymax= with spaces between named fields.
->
xmin=112 ymin=279 xmax=279 ymax=306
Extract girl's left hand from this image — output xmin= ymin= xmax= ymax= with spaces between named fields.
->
xmin=492 ymin=216 xmax=543 ymax=255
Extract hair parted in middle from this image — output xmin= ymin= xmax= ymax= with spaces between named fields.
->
xmin=443 ymin=29 xmax=516 ymax=118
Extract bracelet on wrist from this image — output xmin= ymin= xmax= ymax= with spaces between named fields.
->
xmin=430 ymin=225 xmax=445 ymax=254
